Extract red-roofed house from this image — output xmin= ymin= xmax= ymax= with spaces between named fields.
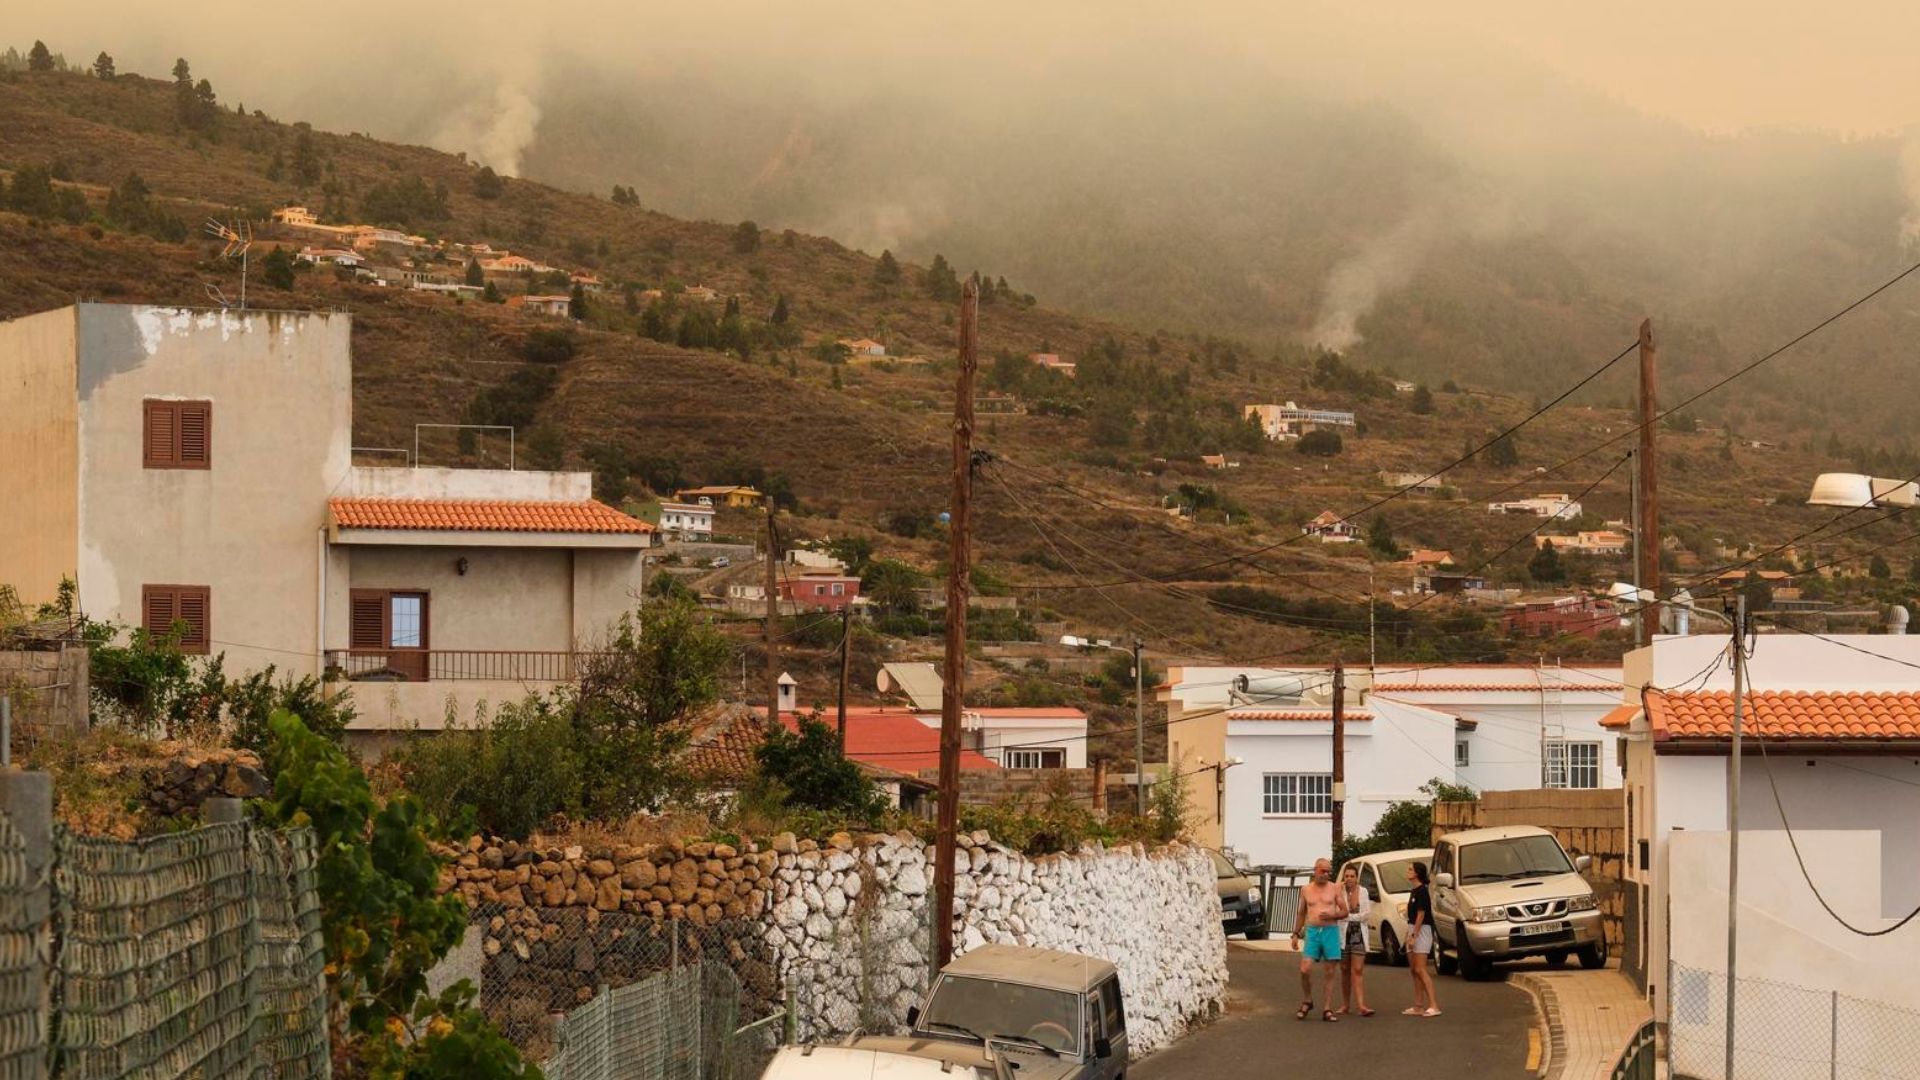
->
xmin=907 ymin=706 xmax=1090 ymax=769
xmin=0 ymin=302 xmax=657 ymax=757
xmin=1302 ymin=511 xmax=1360 ymax=543
xmin=1027 ymin=353 xmax=1077 ymax=377
xmin=1614 ymin=632 xmax=1920 ymax=1035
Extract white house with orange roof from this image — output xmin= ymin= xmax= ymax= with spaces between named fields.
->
xmin=1302 ymin=510 xmax=1360 ymax=543
xmin=837 ymin=337 xmax=886 ymax=357
xmin=1607 ymin=632 xmax=1920 ymax=1064
xmin=906 ymin=705 xmax=1090 ymax=769
xmin=1027 ymin=352 xmax=1078 ymax=377
xmin=0 ymin=303 xmax=654 ymax=757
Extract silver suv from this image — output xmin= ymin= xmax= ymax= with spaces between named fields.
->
xmin=1430 ymin=826 xmax=1606 ymax=979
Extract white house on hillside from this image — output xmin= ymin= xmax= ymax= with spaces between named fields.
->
xmin=1243 ymin=402 xmax=1356 ymax=441
xmin=1488 ymin=493 xmax=1583 ymax=520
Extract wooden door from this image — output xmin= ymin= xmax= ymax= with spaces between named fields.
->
xmin=349 ymin=589 xmax=431 ymax=681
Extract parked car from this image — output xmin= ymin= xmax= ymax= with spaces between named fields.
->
xmin=1334 ymin=847 xmax=1432 ymax=965
xmin=711 ymin=556 xmax=732 ymax=568
xmin=1429 ymin=825 xmax=1606 ymax=980
xmin=1210 ymin=849 xmax=1268 ymax=940
xmin=760 ymin=1044 xmax=1006 ymax=1079
xmin=791 ymin=944 xmax=1128 ymax=1080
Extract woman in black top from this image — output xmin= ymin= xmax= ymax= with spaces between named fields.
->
xmin=1403 ymin=862 xmax=1441 ymax=1017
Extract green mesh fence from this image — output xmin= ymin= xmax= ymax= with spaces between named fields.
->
xmin=247 ymin=828 xmax=331 ymax=1080
xmin=542 ymin=962 xmax=766 ymax=1080
xmin=0 ymin=811 xmax=44 ymax=1080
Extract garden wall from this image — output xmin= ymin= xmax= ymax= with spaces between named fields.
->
xmin=442 ymin=830 xmax=1228 ymax=1059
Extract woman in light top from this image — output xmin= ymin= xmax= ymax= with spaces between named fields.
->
xmin=1337 ymin=864 xmax=1374 ymax=1017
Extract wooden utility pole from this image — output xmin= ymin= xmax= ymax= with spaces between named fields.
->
xmin=764 ymin=496 xmax=782 ymax=721
xmin=1330 ymin=661 xmax=1347 ymax=856
xmin=1636 ymin=320 xmax=1660 ymax=617
xmin=934 ymin=276 xmax=980 ymax=971
xmin=836 ymin=603 xmax=853 ymax=751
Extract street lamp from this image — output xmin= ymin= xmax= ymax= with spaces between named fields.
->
xmin=1807 ymin=472 xmax=1918 ymax=509
xmin=1063 ymin=634 xmax=1147 ymax=815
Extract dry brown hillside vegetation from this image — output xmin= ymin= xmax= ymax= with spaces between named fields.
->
xmin=3 ymin=63 xmax=1914 ymax=682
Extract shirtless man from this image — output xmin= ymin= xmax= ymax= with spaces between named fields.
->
xmin=1291 ymin=858 xmax=1350 ymax=1021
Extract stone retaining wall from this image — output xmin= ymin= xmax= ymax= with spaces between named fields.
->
xmin=443 ymin=830 xmax=1228 ymax=1058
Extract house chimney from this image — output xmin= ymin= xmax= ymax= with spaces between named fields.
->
xmin=1888 ymin=605 xmax=1910 ymax=636
xmin=776 ymin=672 xmax=798 ymax=714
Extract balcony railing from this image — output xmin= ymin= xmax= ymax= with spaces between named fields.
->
xmin=324 ymin=649 xmax=604 ymax=683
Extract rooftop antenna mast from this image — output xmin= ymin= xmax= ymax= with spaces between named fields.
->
xmin=204 ymin=218 xmax=253 ymax=310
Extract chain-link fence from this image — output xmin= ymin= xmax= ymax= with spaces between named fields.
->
xmin=1668 ymin=962 xmax=1920 ymax=1079
xmin=468 ymin=896 xmax=932 ymax=1080
xmin=0 ymin=801 xmax=329 ymax=1080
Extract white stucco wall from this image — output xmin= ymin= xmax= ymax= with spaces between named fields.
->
xmin=73 ymin=305 xmax=352 ymax=677
xmin=1448 ymin=701 xmax=1626 ymax=791
xmin=343 ymin=465 xmax=593 ymax=501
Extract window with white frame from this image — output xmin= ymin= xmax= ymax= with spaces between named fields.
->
xmin=1544 ymin=740 xmax=1602 ymax=789
xmin=1004 ymin=748 xmax=1065 ymax=769
xmin=1261 ymin=772 xmax=1332 ymax=816
xmin=1454 ymin=739 xmax=1470 ymax=767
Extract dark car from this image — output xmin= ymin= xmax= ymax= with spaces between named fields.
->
xmin=1210 ymin=849 xmax=1268 ymax=940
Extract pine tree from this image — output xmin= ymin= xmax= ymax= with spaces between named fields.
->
xmin=261 ymin=248 xmax=297 ymax=290
xmin=732 ymin=220 xmax=761 ymax=254
xmin=1528 ymin=540 xmax=1566 ymax=583
xmin=27 ymin=41 xmax=53 ymax=73
xmin=568 ymin=283 xmax=589 ymax=321
xmin=465 ymin=258 xmax=484 ymax=287
xmin=875 ymin=249 xmax=901 ymax=283
xmin=1411 ymin=384 xmax=1435 ymax=415
xmin=770 ymin=293 xmax=789 ymax=324
xmin=473 ymin=165 xmax=504 ymax=199
xmin=1488 ymin=431 xmax=1520 ymax=468
xmin=92 ymin=52 xmax=114 ymax=80
xmin=290 ymin=129 xmax=322 ymax=187
xmin=264 ymin=149 xmax=285 ymax=182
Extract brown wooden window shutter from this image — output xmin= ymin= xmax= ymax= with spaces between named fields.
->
xmin=141 ymin=584 xmax=210 ymax=654
xmin=143 ymin=400 xmax=212 ymax=469
xmin=349 ymin=591 xmax=389 ymax=650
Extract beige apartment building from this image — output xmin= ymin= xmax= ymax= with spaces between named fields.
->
xmin=0 ymin=304 xmax=654 ymax=750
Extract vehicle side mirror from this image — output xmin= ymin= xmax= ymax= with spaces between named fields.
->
xmin=1434 ymin=873 xmax=1454 ymax=889
xmin=906 ymin=1006 xmax=920 ymax=1028
xmin=1094 ymin=1037 xmax=1113 ymax=1060
xmin=1575 ymin=854 xmax=1592 ymax=872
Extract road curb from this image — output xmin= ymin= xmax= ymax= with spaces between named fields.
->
xmin=1511 ymin=972 xmax=1563 ymax=1079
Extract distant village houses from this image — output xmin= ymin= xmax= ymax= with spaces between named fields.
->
xmin=1243 ymin=402 xmax=1356 ymax=441
xmin=505 ymin=295 xmax=571 ymax=317
xmin=657 ymin=501 xmax=716 ymax=539
xmin=674 ymin=485 xmax=765 ymax=509
xmin=1027 ymin=353 xmax=1078 ymax=377
xmin=1379 ymin=471 xmax=1445 ymax=495
xmin=1302 ymin=510 xmax=1360 ymax=543
xmin=837 ymin=338 xmax=886 ymax=357
xmin=1533 ymin=530 xmax=1630 ymax=556
xmin=1488 ymin=493 xmax=1583 ymax=520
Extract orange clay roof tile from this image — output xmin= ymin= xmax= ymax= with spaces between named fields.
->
xmin=1228 ymin=710 xmax=1373 ymax=722
xmin=329 ymin=498 xmax=653 ymax=534
xmin=1644 ymin=689 xmax=1920 ymax=741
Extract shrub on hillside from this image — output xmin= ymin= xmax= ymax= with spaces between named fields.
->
xmin=1296 ymin=429 xmax=1343 ymax=456
xmin=522 ymin=327 xmax=577 ymax=364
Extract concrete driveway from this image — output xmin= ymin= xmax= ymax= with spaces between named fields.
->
xmin=1135 ymin=943 xmax=1540 ymax=1079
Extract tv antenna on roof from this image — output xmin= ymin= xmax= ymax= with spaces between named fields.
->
xmin=204 ymin=218 xmax=253 ymax=310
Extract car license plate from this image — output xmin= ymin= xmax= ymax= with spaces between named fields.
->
xmin=1513 ymin=921 xmax=1568 ymax=937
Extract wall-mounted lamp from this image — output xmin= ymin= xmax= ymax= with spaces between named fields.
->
xmin=455 ymin=557 xmax=470 ymax=576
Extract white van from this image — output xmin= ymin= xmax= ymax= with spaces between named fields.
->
xmin=761 ymin=1044 xmax=1006 ymax=1079
xmin=1335 ymin=847 xmax=1433 ymax=965
xmin=1430 ymin=826 xmax=1606 ymax=979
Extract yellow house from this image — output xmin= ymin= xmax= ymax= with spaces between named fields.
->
xmin=674 ymin=485 xmax=765 ymax=509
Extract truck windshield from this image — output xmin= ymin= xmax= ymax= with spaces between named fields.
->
xmin=919 ymin=975 xmax=1081 ymax=1056
xmin=1377 ymin=858 xmax=1421 ymax=895
xmin=1460 ymin=836 xmax=1573 ymax=883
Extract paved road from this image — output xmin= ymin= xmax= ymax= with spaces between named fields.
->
xmin=1135 ymin=944 xmax=1538 ymax=1079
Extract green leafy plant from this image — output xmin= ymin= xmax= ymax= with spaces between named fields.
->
xmin=755 ymin=713 xmax=885 ymax=819
xmin=262 ymin=711 xmax=540 ymax=1078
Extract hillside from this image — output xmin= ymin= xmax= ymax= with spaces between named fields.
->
xmin=1 ymin=63 xmax=1912 ymax=696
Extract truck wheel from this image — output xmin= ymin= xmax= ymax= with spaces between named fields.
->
xmin=1436 ymin=941 xmax=1458 ymax=977
xmin=1245 ymin=928 xmax=1269 ymax=941
xmin=1578 ymin=936 xmax=1609 ymax=970
xmin=1457 ymin=931 xmax=1493 ymax=982
xmin=1381 ymin=925 xmax=1404 ymax=967
xmin=1543 ymin=951 xmax=1569 ymax=968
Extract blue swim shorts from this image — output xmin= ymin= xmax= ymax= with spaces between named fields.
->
xmin=1302 ymin=923 xmax=1343 ymax=962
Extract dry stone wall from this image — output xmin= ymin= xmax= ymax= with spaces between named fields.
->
xmin=443 ymin=830 xmax=1228 ymax=1059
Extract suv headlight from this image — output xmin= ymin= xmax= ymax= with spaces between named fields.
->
xmin=1468 ymin=905 xmax=1508 ymax=924
xmin=1567 ymin=894 xmax=1598 ymax=912
xmin=1248 ymin=887 xmax=1262 ymax=905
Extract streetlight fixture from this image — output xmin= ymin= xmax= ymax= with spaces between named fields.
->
xmin=1062 ymin=634 xmax=1148 ymax=815
xmin=1806 ymin=472 xmax=1918 ymax=509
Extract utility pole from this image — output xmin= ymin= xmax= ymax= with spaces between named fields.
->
xmin=934 ymin=275 xmax=980 ymax=970
xmin=764 ymin=496 xmax=782 ymax=722
xmin=1132 ymin=639 xmax=1146 ymax=816
xmin=1637 ymin=319 xmax=1661 ymax=624
xmin=1725 ymin=593 xmax=1747 ymax=1080
xmin=1330 ymin=660 xmax=1347 ymax=856
xmin=836 ymin=604 xmax=853 ymax=752
xmin=1629 ymin=448 xmax=1643 ymax=647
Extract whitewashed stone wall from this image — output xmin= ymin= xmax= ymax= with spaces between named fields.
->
xmin=764 ymin=830 xmax=1227 ymax=1057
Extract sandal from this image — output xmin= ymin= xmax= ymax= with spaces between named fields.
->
xmin=1358 ymin=1008 xmax=1376 ymax=1017
xmin=1401 ymin=1007 xmax=1423 ymax=1015
xmin=1321 ymin=1010 xmax=1340 ymax=1022
xmin=1421 ymin=1009 xmax=1442 ymax=1018
xmin=1296 ymin=1001 xmax=1314 ymax=1020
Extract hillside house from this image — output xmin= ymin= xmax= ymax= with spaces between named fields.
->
xmin=1301 ymin=510 xmax=1359 ymax=543
xmin=1488 ymin=493 xmax=1583 ymax=520
xmin=271 ymin=205 xmax=319 ymax=227
xmin=675 ymin=485 xmax=764 ymax=509
xmin=837 ymin=337 xmax=886 ymax=357
xmin=1405 ymin=549 xmax=1455 ymax=570
xmin=295 ymin=247 xmax=363 ymax=268
xmin=1156 ymin=663 xmax=1624 ymax=866
xmin=1392 ymin=380 xmax=1416 ymax=393
xmin=480 ymin=255 xmax=556 ymax=278
xmin=681 ymin=286 xmax=721 ymax=303
xmin=1243 ymin=402 xmax=1357 ymax=441
xmin=1379 ymin=471 xmax=1444 ymax=495
xmin=777 ymin=569 xmax=861 ymax=612
xmin=1502 ymin=595 xmax=1619 ymax=639
xmin=506 ymin=295 xmax=571 ymax=317
xmin=1200 ymin=454 xmax=1228 ymax=469
xmin=350 ymin=226 xmax=418 ymax=253
xmin=0 ymin=304 xmax=656 ymax=756
xmin=908 ymin=706 xmax=1090 ymax=768
xmin=1413 ymin=569 xmax=1487 ymax=595
xmin=1027 ymin=353 xmax=1078 ymax=377
xmin=1533 ymin=530 xmax=1630 ymax=556
xmin=568 ymin=272 xmax=608 ymax=294
xmin=411 ymin=282 xmax=483 ymax=300
xmin=1712 ymin=568 xmax=1794 ymax=588
xmin=657 ymin=501 xmax=715 ymax=539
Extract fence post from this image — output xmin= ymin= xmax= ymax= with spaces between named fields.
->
xmin=1831 ymin=990 xmax=1838 ymax=1080
xmin=1 ymin=770 xmax=52 ymax=1080
xmin=783 ymin=988 xmax=796 ymax=1046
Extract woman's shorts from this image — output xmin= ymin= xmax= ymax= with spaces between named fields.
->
xmin=1409 ymin=924 xmax=1435 ymax=954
